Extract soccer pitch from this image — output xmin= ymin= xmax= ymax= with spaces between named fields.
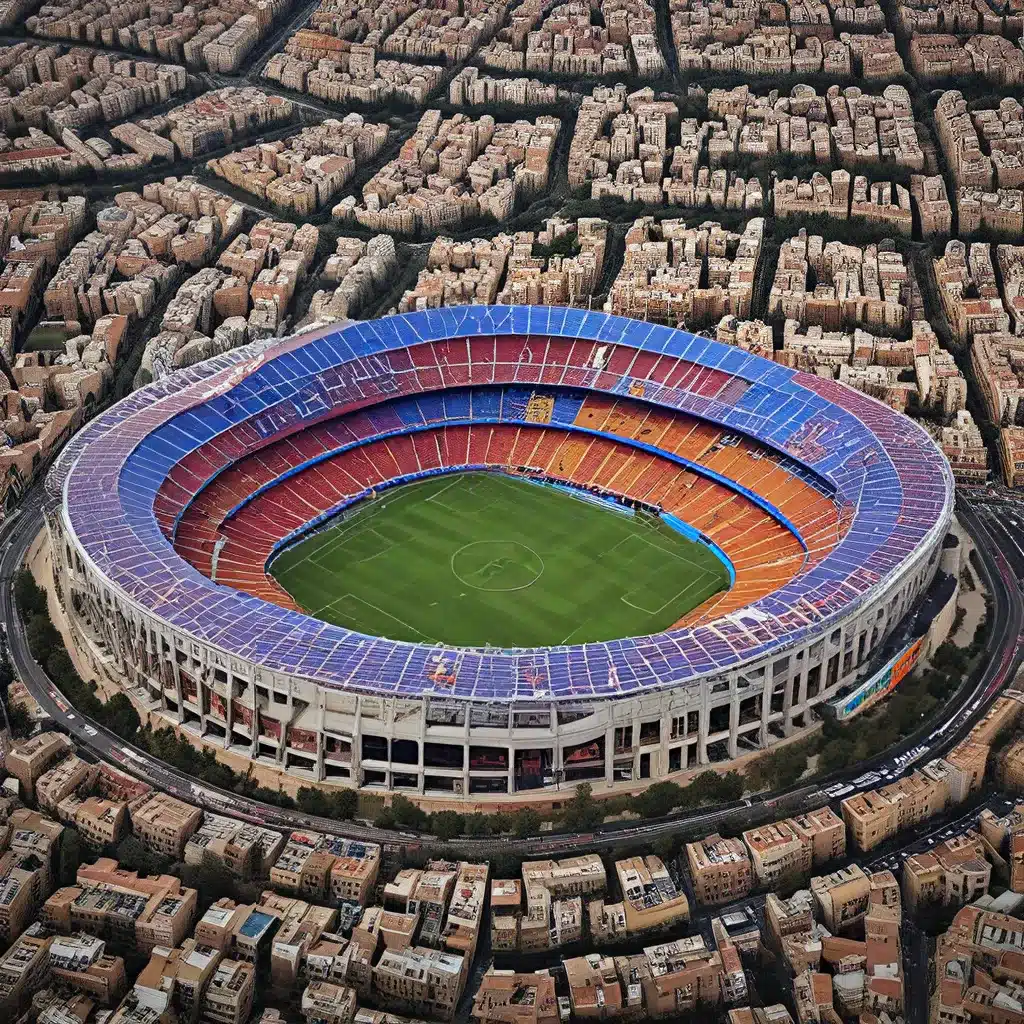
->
xmin=270 ymin=472 xmax=730 ymax=648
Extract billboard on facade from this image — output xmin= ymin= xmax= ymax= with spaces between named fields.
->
xmin=833 ymin=637 xmax=923 ymax=721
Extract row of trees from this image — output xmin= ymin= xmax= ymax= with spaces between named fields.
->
xmin=14 ymin=560 xmax=985 ymax=840
xmin=15 ymin=569 xmax=142 ymax=743
xmin=742 ymin=602 xmax=991 ymax=788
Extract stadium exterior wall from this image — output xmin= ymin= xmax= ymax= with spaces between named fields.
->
xmin=46 ymin=502 xmax=947 ymax=800
xmin=42 ymin=306 xmax=956 ymax=801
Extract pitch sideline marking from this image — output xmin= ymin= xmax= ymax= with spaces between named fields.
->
xmin=315 ymin=592 xmax=434 ymax=643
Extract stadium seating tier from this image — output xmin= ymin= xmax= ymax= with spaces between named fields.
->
xmin=48 ymin=306 xmax=955 ymax=702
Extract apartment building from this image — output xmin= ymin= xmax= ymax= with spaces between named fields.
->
xmin=43 ymin=859 xmax=197 ymax=953
xmin=48 ymin=932 xmax=127 ymax=1005
xmin=766 ymin=890 xmax=816 ymax=948
xmin=442 ymin=862 xmax=489 ymax=958
xmin=8 ymin=807 xmax=64 ymax=891
xmin=811 ymin=865 xmax=871 ymax=935
xmin=0 ymin=865 xmax=38 ymax=941
xmin=408 ymin=861 xmax=457 ymax=947
xmin=490 ymin=880 xmax=522 ymax=951
xmin=522 ymin=855 xmax=607 ymax=900
xmin=372 ymin=946 xmax=467 ymax=1020
xmin=0 ymin=929 xmax=52 ymax=1017
xmin=301 ymin=980 xmax=357 ymax=1024
xmin=686 ymin=834 xmax=753 ymax=905
xmin=3 ymin=733 xmax=72 ymax=795
xmin=641 ymin=935 xmax=746 ymax=1013
xmin=564 ymin=954 xmax=623 ymax=1018
xmin=35 ymin=755 xmax=94 ymax=815
xmin=743 ymin=821 xmax=813 ymax=887
xmin=202 ymin=959 xmax=255 ymax=1024
xmin=791 ymin=808 xmax=847 ymax=867
xmin=130 ymin=792 xmax=202 ymax=860
xmin=842 ymin=792 xmax=898 ymax=853
xmin=184 ymin=814 xmax=285 ymax=878
xmin=473 ymin=969 xmax=559 ymax=1024
xmin=270 ymin=832 xmax=380 ymax=905
xmin=609 ymin=855 xmax=690 ymax=935
xmin=63 ymin=797 xmax=128 ymax=849
xmin=903 ymin=832 xmax=991 ymax=911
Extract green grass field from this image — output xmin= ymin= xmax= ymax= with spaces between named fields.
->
xmin=270 ymin=472 xmax=729 ymax=648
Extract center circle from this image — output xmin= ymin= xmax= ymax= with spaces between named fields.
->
xmin=451 ymin=540 xmax=545 ymax=593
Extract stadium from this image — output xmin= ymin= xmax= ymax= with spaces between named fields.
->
xmin=45 ymin=306 xmax=955 ymax=801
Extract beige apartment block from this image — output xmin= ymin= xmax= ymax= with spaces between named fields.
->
xmin=933 ymin=240 xmax=1003 ymax=348
xmin=769 ymin=231 xmax=910 ymax=335
xmin=131 ymin=792 xmax=202 ymax=859
xmin=792 ymin=808 xmax=847 ymax=867
xmin=686 ymin=834 xmax=753 ymax=906
xmin=743 ymin=821 xmax=813 ymax=887
xmin=42 ymin=858 xmax=197 ymax=953
xmin=35 ymin=755 xmax=95 ymax=815
xmin=1001 ymin=425 xmax=1024 ymax=486
xmin=903 ymin=832 xmax=991 ymax=911
xmin=373 ymin=946 xmax=466 ymax=1021
xmin=811 ymin=864 xmax=871 ymax=934
xmin=48 ymin=932 xmax=127 ymax=1006
xmin=608 ymin=216 xmax=763 ymax=324
xmin=564 ymin=954 xmax=622 ymax=1018
xmin=184 ymin=813 xmax=285 ymax=878
xmin=641 ymin=935 xmax=746 ymax=1013
xmin=3 ymin=733 xmax=72 ymax=796
xmin=336 ymin=110 xmax=560 ymax=235
xmin=473 ymin=969 xmax=559 ymax=1024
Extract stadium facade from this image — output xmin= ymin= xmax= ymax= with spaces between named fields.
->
xmin=46 ymin=307 xmax=955 ymax=799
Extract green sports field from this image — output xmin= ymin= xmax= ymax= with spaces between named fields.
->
xmin=269 ymin=472 xmax=730 ymax=648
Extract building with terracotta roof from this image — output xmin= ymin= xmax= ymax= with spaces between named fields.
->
xmin=472 ymin=969 xmax=558 ymax=1024
xmin=686 ymin=835 xmax=752 ymax=906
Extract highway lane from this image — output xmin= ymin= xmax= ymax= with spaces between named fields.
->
xmin=1 ymin=486 xmax=1021 ymax=854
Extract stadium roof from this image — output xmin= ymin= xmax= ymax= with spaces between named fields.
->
xmin=50 ymin=306 xmax=954 ymax=703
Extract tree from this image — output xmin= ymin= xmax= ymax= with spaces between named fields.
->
xmin=373 ymin=807 xmax=396 ymax=830
xmin=115 ymin=835 xmax=167 ymax=876
xmin=6 ymin=703 xmax=31 ymax=737
xmin=0 ymin=647 xmax=14 ymax=692
xmin=819 ymin=737 xmax=855 ymax=774
xmin=333 ymin=788 xmax=358 ymax=821
xmin=105 ymin=694 xmax=141 ymax=741
xmin=716 ymin=770 xmax=744 ymax=802
xmin=636 ymin=781 xmax=683 ymax=819
xmin=563 ymin=782 xmax=603 ymax=830
xmin=431 ymin=810 xmax=465 ymax=841
xmin=297 ymin=786 xmax=332 ymax=817
xmin=180 ymin=852 xmax=236 ymax=913
xmin=489 ymin=810 xmax=513 ymax=834
xmin=14 ymin=569 xmax=46 ymax=617
xmin=390 ymin=795 xmax=428 ymax=832
xmin=26 ymin=615 xmax=60 ymax=661
xmin=513 ymin=807 xmax=542 ymax=838
xmin=463 ymin=813 xmax=492 ymax=837
xmin=652 ymin=835 xmax=678 ymax=862
xmin=58 ymin=827 xmax=85 ymax=886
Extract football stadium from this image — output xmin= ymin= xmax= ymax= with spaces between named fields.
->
xmin=46 ymin=306 xmax=956 ymax=799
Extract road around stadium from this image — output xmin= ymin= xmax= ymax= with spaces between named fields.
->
xmin=1 ymin=482 xmax=1021 ymax=855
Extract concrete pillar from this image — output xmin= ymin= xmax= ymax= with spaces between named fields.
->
xmin=316 ymin=697 xmax=326 ymax=782
xmin=248 ymin=680 xmax=258 ymax=758
xmin=759 ymin=677 xmax=772 ymax=748
xmin=171 ymin=643 xmax=184 ymax=722
xmin=727 ymin=692 xmax=739 ymax=759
